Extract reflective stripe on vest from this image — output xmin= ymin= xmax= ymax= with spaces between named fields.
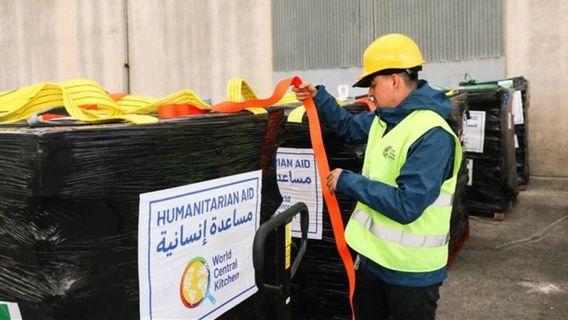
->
xmin=351 ymin=209 xmax=450 ymax=248
xmin=431 ymin=192 xmax=453 ymax=207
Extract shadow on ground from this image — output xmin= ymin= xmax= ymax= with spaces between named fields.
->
xmin=438 ymin=177 xmax=568 ymax=320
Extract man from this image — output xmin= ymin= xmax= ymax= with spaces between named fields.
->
xmin=293 ymin=34 xmax=462 ymax=320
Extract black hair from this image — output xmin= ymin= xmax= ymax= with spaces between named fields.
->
xmin=353 ymin=66 xmax=422 ymax=88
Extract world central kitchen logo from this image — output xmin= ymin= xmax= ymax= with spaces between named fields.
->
xmin=383 ymin=145 xmax=396 ymax=160
xmin=180 ymin=250 xmax=239 ymax=309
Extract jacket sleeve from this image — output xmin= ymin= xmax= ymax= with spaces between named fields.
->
xmin=336 ymin=127 xmax=455 ymax=225
xmin=313 ymin=85 xmax=374 ymax=144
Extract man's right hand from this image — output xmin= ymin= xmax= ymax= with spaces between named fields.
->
xmin=292 ymin=82 xmax=317 ymax=101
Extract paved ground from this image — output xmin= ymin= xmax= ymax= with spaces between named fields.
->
xmin=438 ymin=177 xmax=568 ymax=320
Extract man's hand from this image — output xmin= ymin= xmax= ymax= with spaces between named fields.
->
xmin=292 ymin=81 xmax=317 ymax=101
xmin=327 ymin=168 xmax=343 ymax=193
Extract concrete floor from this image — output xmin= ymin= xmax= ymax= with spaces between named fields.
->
xmin=438 ymin=177 xmax=568 ymax=320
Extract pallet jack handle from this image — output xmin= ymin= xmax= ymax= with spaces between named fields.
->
xmin=252 ymin=202 xmax=309 ymax=293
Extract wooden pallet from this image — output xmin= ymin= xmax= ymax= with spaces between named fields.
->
xmin=471 ymin=195 xmax=518 ymax=221
xmin=493 ymin=197 xmax=518 ymax=221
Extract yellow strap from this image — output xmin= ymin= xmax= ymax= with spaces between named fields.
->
xmin=286 ymin=97 xmax=346 ymax=124
xmin=227 ymin=78 xmax=258 ymax=102
xmin=0 ymin=79 xmax=216 ymax=124
xmin=445 ymin=89 xmax=457 ymax=97
xmin=227 ymin=78 xmax=302 ymax=108
xmin=0 ymin=80 xmax=147 ymax=124
xmin=276 ymin=92 xmax=303 ymax=106
xmin=287 ymin=106 xmax=307 ymax=123
xmin=226 ymin=79 xmax=267 ymax=115
xmin=227 ymin=78 xmax=348 ymax=119
xmin=114 ymin=89 xmax=210 ymax=115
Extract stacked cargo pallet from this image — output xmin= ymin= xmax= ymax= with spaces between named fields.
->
xmin=458 ymin=85 xmax=519 ymax=220
xmin=465 ymin=77 xmax=531 ymax=189
xmin=446 ymin=91 xmax=470 ymax=263
xmin=510 ymin=78 xmax=530 ymax=188
xmin=0 ymin=110 xmax=285 ymax=320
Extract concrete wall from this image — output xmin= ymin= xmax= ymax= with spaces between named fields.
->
xmin=274 ymin=58 xmax=505 ymax=98
xmin=0 ymin=0 xmax=127 ymax=92
xmin=506 ymin=0 xmax=568 ymax=177
xmin=127 ymin=0 xmax=272 ymax=102
xmin=0 ymin=0 xmax=272 ymax=103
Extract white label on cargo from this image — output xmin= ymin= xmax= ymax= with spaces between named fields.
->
xmin=463 ymin=111 xmax=486 ymax=153
xmin=514 ymin=134 xmax=519 ymax=149
xmin=467 ymin=159 xmax=473 ymax=186
xmin=508 ymin=112 xmax=513 ymax=130
xmin=337 ymin=84 xmax=349 ymax=100
xmin=138 ymin=170 xmax=261 ymax=320
xmin=512 ymin=90 xmax=524 ymax=125
xmin=275 ymin=147 xmax=323 ymax=240
xmin=498 ymin=80 xmax=514 ymax=88
xmin=0 ymin=301 xmax=23 ymax=320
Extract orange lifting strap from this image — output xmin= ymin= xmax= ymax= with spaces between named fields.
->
xmin=212 ymin=76 xmax=356 ymax=319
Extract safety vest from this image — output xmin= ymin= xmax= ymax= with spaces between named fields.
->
xmin=344 ymin=110 xmax=462 ymax=272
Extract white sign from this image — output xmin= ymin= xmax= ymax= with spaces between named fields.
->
xmin=0 ymin=301 xmax=22 ymax=320
xmin=463 ymin=111 xmax=486 ymax=153
xmin=337 ymin=84 xmax=349 ymax=100
xmin=138 ymin=171 xmax=262 ymax=320
xmin=275 ymin=148 xmax=323 ymax=240
xmin=466 ymin=159 xmax=473 ymax=186
xmin=512 ymin=90 xmax=525 ymax=125
xmin=497 ymin=80 xmax=513 ymax=88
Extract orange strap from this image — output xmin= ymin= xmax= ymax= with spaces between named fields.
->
xmin=212 ymin=77 xmax=356 ymax=319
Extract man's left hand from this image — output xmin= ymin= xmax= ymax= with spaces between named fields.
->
xmin=327 ymin=168 xmax=343 ymax=193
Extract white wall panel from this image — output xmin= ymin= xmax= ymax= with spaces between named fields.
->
xmin=0 ymin=0 xmax=126 ymax=92
xmin=127 ymin=0 xmax=272 ymax=102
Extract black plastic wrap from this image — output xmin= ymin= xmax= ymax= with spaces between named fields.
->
xmin=462 ymin=77 xmax=530 ymax=185
xmin=510 ymin=78 xmax=530 ymax=185
xmin=460 ymin=88 xmax=518 ymax=215
xmin=284 ymin=103 xmax=367 ymax=320
xmin=0 ymin=109 xmax=285 ymax=320
xmin=449 ymin=158 xmax=470 ymax=251
xmin=447 ymin=92 xmax=470 ymax=251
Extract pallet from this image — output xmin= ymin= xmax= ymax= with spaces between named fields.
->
xmin=491 ymin=200 xmax=514 ymax=221
xmin=471 ymin=195 xmax=518 ymax=221
xmin=447 ymin=226 xmax=470 ymax=268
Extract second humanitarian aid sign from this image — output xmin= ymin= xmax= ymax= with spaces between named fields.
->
xmin=275 ymin=147 xmax=322 ymax=240
xmin=138 ymin=171 xmax=261 ymax=320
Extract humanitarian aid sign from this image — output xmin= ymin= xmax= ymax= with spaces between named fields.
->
xmin=138 ymin=170 xmax=261 ymax=320
xmin=275 ymin=148 xmax=323 ymax=240
xmin=0 ymin=301 xmax=22 ymax=320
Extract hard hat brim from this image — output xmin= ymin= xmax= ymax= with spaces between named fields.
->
xmin=352 ymin=75 xmax=373 ymax=88
xmin=352 ymin=67 xmax=424 ymax=88
xmin=352 ymin=71 xmax=378 ymax=88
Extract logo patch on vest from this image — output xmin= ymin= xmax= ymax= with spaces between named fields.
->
xmin=383 ymin=145 xmax=396 ymax=160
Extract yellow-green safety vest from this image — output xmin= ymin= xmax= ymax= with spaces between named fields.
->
xmin=344 ymin=109 xmax=462 ymax=273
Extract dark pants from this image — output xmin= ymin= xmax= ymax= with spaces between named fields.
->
xmin=354 ymin=267 xmax=441 ymax=320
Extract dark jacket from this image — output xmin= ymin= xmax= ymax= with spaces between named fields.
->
xmin=313 ymin=80 xmax=455 ymax=287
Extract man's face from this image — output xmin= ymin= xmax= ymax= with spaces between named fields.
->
xmin=368 ymin=74 xmax=397 ymax=109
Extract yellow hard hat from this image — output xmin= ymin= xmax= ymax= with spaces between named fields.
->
xmin=353 ymin=33 xmax=425 ymax=87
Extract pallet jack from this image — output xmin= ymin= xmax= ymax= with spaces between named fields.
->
xmin=252 ymin=202 xmax=309 ymax=320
